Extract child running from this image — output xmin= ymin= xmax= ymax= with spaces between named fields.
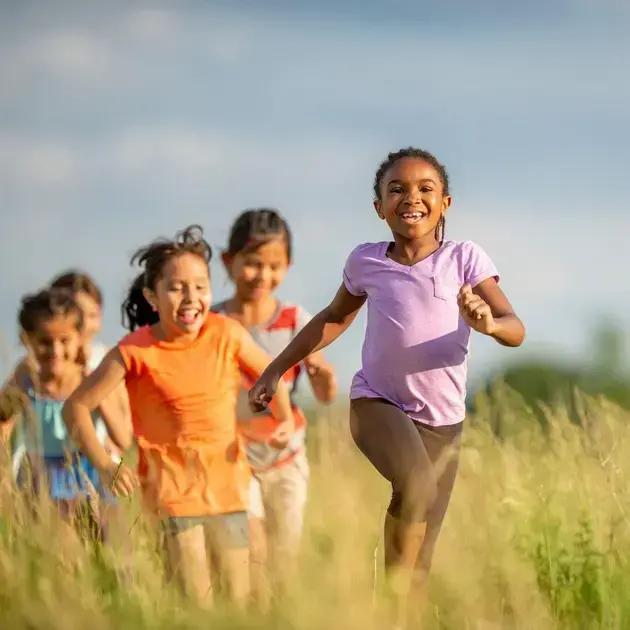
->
xmin=249 ymin=148 xmax=525 ymax=626
xmin=50 ymin=271 xmax=106 ymax=369
xmin=0 ymin=288 xmax=129 ymax=527
xmin=62 ymin=225 xmax=296 ymax=607
xmin=214 ymin=209 xmax=337 ymax=602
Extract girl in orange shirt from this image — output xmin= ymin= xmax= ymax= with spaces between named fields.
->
xmin=63 ymin=225 xmax=295 ymax=606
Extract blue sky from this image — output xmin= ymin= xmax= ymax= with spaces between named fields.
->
xmin=1 ymin=1 xmax=629 ymax=391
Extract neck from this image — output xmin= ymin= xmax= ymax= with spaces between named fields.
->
xmin=225 ymin=294 xmax=277 ymax=327
xmin=389 ymin=233 xmax=441 ymax=265
xmin=154 ymin=321 xmax=202 ymax=344
xmin=38 ymin=365 xmax=82 ymax=396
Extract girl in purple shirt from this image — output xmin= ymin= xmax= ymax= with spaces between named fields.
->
xmin=249 ymin=147 xmax=525 ymax=625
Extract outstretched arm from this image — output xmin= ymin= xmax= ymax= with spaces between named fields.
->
xmin=458 ymin=278 xmax=525 ymax=347
xmin=237 ymin=330 xmax=297 ymax=446
xmin=63 ymin=348 xmax=137 ymax=496
xmin=249 ymin=283 xmax=365 ymax=411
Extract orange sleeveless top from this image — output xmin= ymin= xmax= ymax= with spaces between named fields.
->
xmin=118 ymin=313 xmax=250 ymax=517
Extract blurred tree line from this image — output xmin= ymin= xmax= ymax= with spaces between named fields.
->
xmin=473 ymin=322 xmax=630 ymax=433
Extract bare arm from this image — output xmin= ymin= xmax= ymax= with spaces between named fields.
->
xmin=250 ymin=283 xmax=365 ymax=410
xmin=458 ymin=278 xmax=525 ymax=347
xmin=237 ymin=330 xmax=297 ymax=445
xmin=98 ymin=382 xmax=133 ymax=451
xmin=63 ymin=348 xmax=137 ymax=496
xmin=0 ymin=362 xmax=31 ymax=444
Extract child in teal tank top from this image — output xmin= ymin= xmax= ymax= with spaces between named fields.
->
xmin=14 ymin=374 xmax=103 ymax=502
xmin=0 ymin=288 xmax=128 ymax=520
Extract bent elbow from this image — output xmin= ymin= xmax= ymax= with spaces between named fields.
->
xmin=507 ymin=324 xmax=526 ymax=347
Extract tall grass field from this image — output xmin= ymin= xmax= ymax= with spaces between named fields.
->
xmin=1 ymin=384 xmax=629 ymax=629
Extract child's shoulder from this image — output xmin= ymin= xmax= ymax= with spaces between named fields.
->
xmin=439 ymin=240 xmax=499 ymax=285
xmin=269 ymin=302 xmax=309 ymax=331
xmin=347 ymin=241 xmax=388 ymax=258
xmin=11 ymin=358 xmax=33 ymax=391
xmin=118 ymin=326 xmax=155 ymax=351
xmin=440 ymin=239 xmax=495 ymax=263
xmin=204 ymin=310 xmax=247 ymax=343
xmin=442 ymin=239 xmax=488 ymax=254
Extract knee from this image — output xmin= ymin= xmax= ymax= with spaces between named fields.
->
xmin=389 ymin=466 xmax=437 ymax=522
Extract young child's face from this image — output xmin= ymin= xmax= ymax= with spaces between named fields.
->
xmin=374 ymin=157 xmax=451 ymax=242
xmin=74 ymin=291 xmax=102 ymax=340
xmin=24 ymin=315 xmax=82 ymax=379
xmin=227 ymin=238 xmax=290 ymax=302
xmin=148 ymin=253 xmax=211 ymax=337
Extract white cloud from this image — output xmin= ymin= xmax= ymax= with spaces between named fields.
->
xmin=20 ymin=30 xmax=112 ymax=80
xmin=1 ymin=3 xmax=629 ymax=385
xmin=114 ymin=128 xmax=222 ymax=179
xmin=0 ymin=136 xmax=77 ymax=187
xmin=0 ymin=8 xmax=250 ymax=99
xmin=121 ymin=7 xmax=250 ymax=61
xmin=108 ymin=125 xmax=375 ymax=195
xmin=40 ymin=31 xmax=111 ymax=77
xmin=123 ymin=9 xmax=178 ymax=41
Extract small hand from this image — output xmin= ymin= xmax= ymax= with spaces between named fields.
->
xmin=306 ymin=359 xmax=334 ymax=380
xmin=305 ymin=357 xmax=338 ymax=403
xmin=100 ymin=460 xmax=138 ymax=498
xmin=268 ymin=419 xmax=295 ymax=449
xmin=457 ymin=284 xmax=496 ymax=335
xmin=248 ymin=370 xmax=279 ymax=412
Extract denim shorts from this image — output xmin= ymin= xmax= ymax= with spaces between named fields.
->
xmin=162 ymin=510 xmax=249 ymax=549
xmin=18 ymin=453 xmax=115 ymax=504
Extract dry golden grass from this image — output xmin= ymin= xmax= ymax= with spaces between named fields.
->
xmin=2 ymin=384 xmax=630 ymax=629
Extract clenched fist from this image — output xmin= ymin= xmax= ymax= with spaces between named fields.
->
xmin=248 ymin=370 xmax=280 ymax=413
xmin=457 ymin=284 xmax=496 ymax=335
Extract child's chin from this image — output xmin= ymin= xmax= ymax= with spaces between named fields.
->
xmin=43 ymin=363 xmax=69 ymax=376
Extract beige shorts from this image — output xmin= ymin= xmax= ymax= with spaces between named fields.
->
xmin=248 ymin=451 xmax=309 ymax=550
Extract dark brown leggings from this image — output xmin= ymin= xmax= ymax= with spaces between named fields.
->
xmin=349 ymin=398 xmax=462 ymax=572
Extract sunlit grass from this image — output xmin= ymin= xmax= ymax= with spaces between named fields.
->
xmin=2 ymin=385 xmax=630 ymax=628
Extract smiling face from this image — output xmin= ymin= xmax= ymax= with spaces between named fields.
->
xmin=144 ymin=252 xmax=211 ymax=339
xmin=23 ymin=314 xmax=82 ymax=380
xmin=224 ymin=238 xmax=290 ymax=303
xmin=374 ymin=157 xmax=451 ymax=242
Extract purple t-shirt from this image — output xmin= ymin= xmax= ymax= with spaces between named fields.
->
xmin=343 ymin=240 xmax=499 ymax=426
